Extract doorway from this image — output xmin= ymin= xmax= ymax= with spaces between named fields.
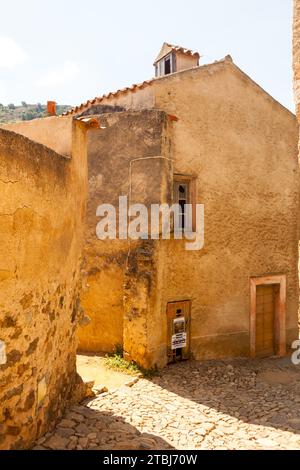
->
xmin=255 ymin=284 xmax=278 ymax=357
xmin=250 ymin=275 xmax=286 ymax=358
xmin=167 ymin=300 xmax=191 ymax=363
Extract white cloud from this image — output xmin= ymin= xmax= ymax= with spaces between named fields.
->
xmin=0 ymin=37 xmax=27 ymax=68
xmin=35 ymin=61 xmax=80 ymax=87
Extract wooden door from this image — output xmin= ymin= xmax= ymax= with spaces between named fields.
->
xmin=167 ymin=301 xmax=191 ymax=363
xmin=256 ymin=285 xmax=276 ymax=357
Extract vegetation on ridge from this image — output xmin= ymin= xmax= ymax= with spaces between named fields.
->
xmin=0 ymin=102 xmax=71 ymax=124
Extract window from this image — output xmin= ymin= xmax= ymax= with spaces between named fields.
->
xmin=174 ymin=176 xmax=197 ymax=232
xmin=164 ymin=55 xmax=171 ymax=75
xmin=156 ymin=53 xmax=176 ymax=77
xmin=174 ymin=181 xmax=189 ymax=230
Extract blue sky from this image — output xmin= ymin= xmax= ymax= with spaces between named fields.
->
xmin=0 ymin=0 xmax=295 ymax=111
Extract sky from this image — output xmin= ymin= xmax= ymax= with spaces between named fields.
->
xmin=0 ymin=0 xmax=295 ymax=111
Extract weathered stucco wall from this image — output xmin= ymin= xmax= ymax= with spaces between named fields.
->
xmin=3 ymin=115 xmax=73 ymax=157
xmin=78 ymin=110 xmax=172 ymax=359
xmin=99 ymin=86 xmax=155 ymax=111
xmin=123 ymin=155 xmax=173 ymax=368
xmin=82 ymin=58 xmax=299 ymax=367
xmin=152 ymin=59 xmax=299 ymax=361
xmin=0 ymin=121 xmax=88 ymax=449
xmin=175 ymin=52 xmax=198 ymax=73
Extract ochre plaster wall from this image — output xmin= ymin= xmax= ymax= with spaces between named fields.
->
xmin=78 ymin=110 xmax=172 ymax=359
xmin=152 ymin=59 xmax=299 ymax=362
xmin=0 ymin=122 xmax=88 ymax=449
xmin=3 ymin=116 xmax=73 ymax=157
xmin=85 ymin=59 xmax=299 ymax=366
xmin=175 ymin=51 xmax=198 ymax=73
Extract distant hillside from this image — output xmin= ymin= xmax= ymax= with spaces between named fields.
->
xmin=0 ymin=103 xmax=72 ymax=124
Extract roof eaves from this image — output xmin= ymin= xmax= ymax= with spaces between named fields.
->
xmin=62 ymin=58 xmax=228 ymax=117
xmin=63 ymin=80 xmax=155 ymax=116
xmin=153 ymin=43 xmax=200 ymax=65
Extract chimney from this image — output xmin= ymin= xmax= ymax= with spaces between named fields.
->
xmin=47 ymin=101 xmax=57 ymax=116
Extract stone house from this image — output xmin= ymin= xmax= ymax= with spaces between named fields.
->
xmin=0 ymin=116 xmax=98 ymax=449
xmin=7 ymin=42 xmax=300 ymax=371
xmin=72 ymin=43 xmax=299 ymax=369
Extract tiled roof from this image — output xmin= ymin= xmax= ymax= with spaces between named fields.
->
xmin=61 ymin=55 xmax=294 ymax=119
xmin=63 ymin=80 xmax=154 ymax=116
xmin=154 ymin=42 xmax=200 ymax=64
xmin=63 ymin=43 xmax=201 ymax=117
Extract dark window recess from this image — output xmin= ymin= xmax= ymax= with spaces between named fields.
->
xmin=165 ymin=57 xmax=171 ymax=75
xmin=179 ymin=201 xmax=186 ymax=228
xmin=174 ymin=182 xmax=189 ymax=230
xmin=179 ymin=200 xmax=185 ymax=211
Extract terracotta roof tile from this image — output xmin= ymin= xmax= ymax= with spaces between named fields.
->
xmin=63 ymin=43 xmax=201 ymax=117
xmin=61 ymin=56 xmax=295 ymax=119
xmin=63 ymin=79 xmax=155 ymax=116
xmin=154 ymin=42 xmax=200 ymax=64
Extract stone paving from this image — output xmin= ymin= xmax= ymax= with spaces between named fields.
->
xmin=34 ymin=357 xmax=300 ymax=450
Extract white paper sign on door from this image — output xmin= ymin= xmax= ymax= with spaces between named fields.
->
xmin=171 ymin=317 xmax=187 ymax=350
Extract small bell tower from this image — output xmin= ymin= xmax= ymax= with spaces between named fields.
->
xmin=154 ymin=42 xmax=200 ymax=78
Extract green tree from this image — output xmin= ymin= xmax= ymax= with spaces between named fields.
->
xmin=22 ymin=110 xmax=36 ymax=121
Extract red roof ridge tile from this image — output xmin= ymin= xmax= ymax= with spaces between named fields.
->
xmin=62 ymin=79 xmax=157 ymax=116
xmin=62 ymin=57 xmax=232 ymax=117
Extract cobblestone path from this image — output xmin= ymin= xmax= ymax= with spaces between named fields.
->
xmin=34 ymin=357 xmax=300 ymax=450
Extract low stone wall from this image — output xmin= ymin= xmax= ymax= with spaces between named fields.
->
xmin=0 ymin=124 xmax=88 ymax=449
